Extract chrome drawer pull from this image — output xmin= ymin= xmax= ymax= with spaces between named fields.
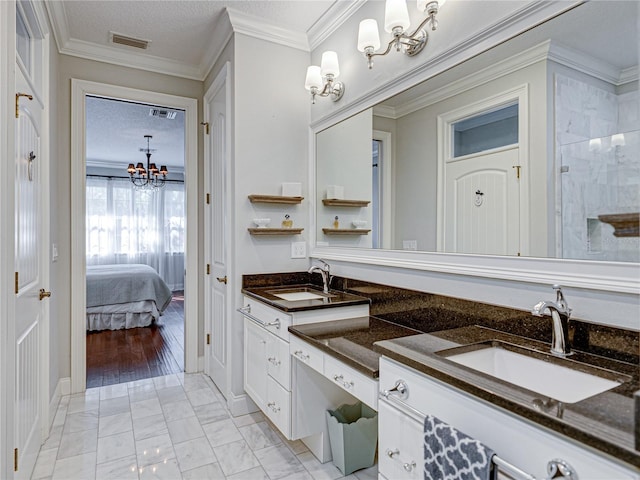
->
xmin=267 ymin=402 xmax=280 ymax=413
xmin=381 ymin=379 xmax=409 ymax=400
xmin=403 ymin=461 xmax=416 ymax=472
xmin=293 ymin=350 xmax=310 ymax=361
xmin=237 ymin=305 xmax=281 ymax=329
xmin=386 ymin=448 xmax=399 ymax=458
xmin=333 ymin=374 xmax=354 ymax=389
xmin=267 ymin=356 xmax=281 ymax=366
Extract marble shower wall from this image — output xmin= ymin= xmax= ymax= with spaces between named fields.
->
xmin=556 ymin=74 xmax=639 ymax=262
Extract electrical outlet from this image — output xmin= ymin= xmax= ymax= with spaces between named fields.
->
xmin=291 ymin=241 xmax=306 ymax=258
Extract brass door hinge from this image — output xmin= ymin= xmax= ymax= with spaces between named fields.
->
xmin=15 ymin=272 xmax=19 ymax=294
xmin=206 ymin=193 xmax=210 ymax=204
xmin=206 ymin=264 xmax=210 ymax=275
xmin=512 ymin=165 xmax=521 ymax=179
xmin=14 ymin=447 xmax=18 ymax=471
xmin=206 ymin=334 xmax=211 ymax=345
xmin=200 ymin=122 xmax=210 ymax=135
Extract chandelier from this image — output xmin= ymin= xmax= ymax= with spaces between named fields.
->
xmin=127 ymin=135 xmax=168 ymax=189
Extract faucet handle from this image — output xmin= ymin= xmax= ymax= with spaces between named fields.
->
xmin=552 ymin=285 xmax=572 ymax=316
xmin=318 ymin=259 xmax=330 ymax=271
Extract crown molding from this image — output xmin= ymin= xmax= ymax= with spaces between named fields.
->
xmin=308 ymin=0 xmax=367 ymax=51
xmin=200 ymin=9 xmax=234 ymax=81
xmin=378 ymin=41 xmax=553 ymax=119
xmin=547 ymin=42 xmax=632 ymax=86
xmin=44 ymin=0 xmax=70 ymax=53
xmin=375 ymin=39 xmax=638 ymax=120
xmin=226 ymin=7 xmax=309 ymax=52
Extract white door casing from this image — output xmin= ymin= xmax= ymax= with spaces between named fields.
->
xmin=437 ymin=85 xmax=530 ymax=256
xmin=12 ymin=1 xmax=51 ymax=477
xmin=204 ymin=63 xmax=231 ymax=398
xmin=70 ymin=80 xmax=199 ymax=393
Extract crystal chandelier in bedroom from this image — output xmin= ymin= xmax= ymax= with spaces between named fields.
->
xmin=126 ymin=135 xmax=168 ymax=189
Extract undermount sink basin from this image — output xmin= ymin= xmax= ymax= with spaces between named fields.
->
xmin=267 ymin=287 xmax=334 ymax=302
xmin=439 ymin=342 xmax=623 ymax=403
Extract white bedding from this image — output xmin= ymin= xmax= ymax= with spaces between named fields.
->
xmin=86 ymin=264 xmax=172 ymax=331
xmin=86 ymin=300 xmax=162 ymax=331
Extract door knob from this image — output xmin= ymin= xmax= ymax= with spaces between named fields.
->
xmin=39 ymin=288 xmax=51 ymax=300
xmin=216 ymin=276 xmax=227 ymax=284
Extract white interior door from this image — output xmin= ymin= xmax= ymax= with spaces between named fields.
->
xmin=14 ymin=9 xmax=48 ymax=476
xmin=204 ymin=65 xmax=229 ymax=397
xmin=444 ymin=148 xmax=520 ymax=255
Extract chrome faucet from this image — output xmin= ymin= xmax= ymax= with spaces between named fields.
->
xmin=531 ymin=284 xmax=572 ymax=357
xmin=308 ymin=260 xmax=331 ymax=294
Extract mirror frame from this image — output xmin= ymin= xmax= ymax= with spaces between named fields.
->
xmin=308 ymin=1 xmax=639 ymax=295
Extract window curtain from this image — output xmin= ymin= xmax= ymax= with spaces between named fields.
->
xmin=86 ymin=177 xmax=185 ymax=290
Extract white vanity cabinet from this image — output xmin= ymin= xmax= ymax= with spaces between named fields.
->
xmin=241 ymin=295 xmax=368 ymax=440
xmin=378 ymin=357 xmax=639 ymax=480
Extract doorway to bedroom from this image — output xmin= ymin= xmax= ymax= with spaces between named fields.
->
xmin=84 ymin=95 xmax=187 ymax=387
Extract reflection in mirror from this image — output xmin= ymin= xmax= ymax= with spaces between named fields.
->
xmin=315 ymin=1 xmax=639 ymax=262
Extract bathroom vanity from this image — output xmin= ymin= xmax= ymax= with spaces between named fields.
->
xmin=239 ymin=280 xmax=370 ymax=460
xmin=241 ymin=273 xmax=640 ymax=477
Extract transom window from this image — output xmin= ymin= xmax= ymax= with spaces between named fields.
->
xmin=452 ymin=103 xmax=519 ymax=158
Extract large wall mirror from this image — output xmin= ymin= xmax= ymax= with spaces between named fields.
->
xmin=316 ymin=1 xmax=638 ymax=263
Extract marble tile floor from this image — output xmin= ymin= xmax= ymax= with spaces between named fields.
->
xmin=31 ymin=372 xmax=378 ymax=480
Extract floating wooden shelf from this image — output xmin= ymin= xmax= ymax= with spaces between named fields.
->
xmin=248 ymin=195 xmax=304 ymax=204
xmin=248 ymin=227 xmax=304 ymax=236
xmin=322 ymin=228 xmax=371 ymax=235
xmin=598 ymin=213 xmax=639 ymax=237
xmin=322 ymin=199 xmax=370 ymax=207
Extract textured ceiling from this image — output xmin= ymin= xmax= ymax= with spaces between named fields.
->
xmin=86 ymin=96 xmax=185 ymax=171
xmin=53 ymin=0 xmax=340 ymax=74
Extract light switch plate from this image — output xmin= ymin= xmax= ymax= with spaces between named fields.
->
xmin=291 ymin=241 xmax=306 ymax=258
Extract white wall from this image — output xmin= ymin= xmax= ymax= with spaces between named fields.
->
xmin=316 ymin=108 xmax=373 ymax=248
xmin=230 ymin=33 xmax=311 ymax=398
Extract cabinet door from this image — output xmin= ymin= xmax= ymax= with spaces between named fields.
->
xmin=244 ymin=318 xmax=269 ymax=409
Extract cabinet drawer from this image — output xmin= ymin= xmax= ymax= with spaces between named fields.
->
xmin=323 ymin=355 xmax=378 ymax=410
xmin=267 ymin=333 xmax=291 ymax=390
xmin=379 ymin=357 xmax=637 ymax=480
xmin=241 ymin=296 xmax=292 ymax=341
xmin=266 ymin=376 xmax=291 ymax=439
xmin=290 ymin=335 xmax=324 ymax=374
xmin=378 ymin=399 xmax=422 ymax=480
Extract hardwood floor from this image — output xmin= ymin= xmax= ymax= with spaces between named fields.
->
xmin=86 ymin=291 xmax=184 ymax=388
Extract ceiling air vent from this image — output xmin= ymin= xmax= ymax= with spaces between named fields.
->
xmin=149 ymin=108 xmax=177 ymax=120
xmin=110 ymin=32 xmax=150 ymax=50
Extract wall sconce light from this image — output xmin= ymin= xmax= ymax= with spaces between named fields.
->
xmin=357 ymin=0 xmax=447 ymax=69
xmin=611 ymin=133 xmax=626 ymax=147
xmin=304 ymin=51 xmax=345 ymax=104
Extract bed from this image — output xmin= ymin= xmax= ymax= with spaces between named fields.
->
xmin=86 ymin=264 xmax=173 ymax=331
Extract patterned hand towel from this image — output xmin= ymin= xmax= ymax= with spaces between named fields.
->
xmin=424 ymin=414 xmax=495 ymax=480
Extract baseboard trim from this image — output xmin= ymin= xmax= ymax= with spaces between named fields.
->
xmin=48 ymin=377 xmax=70 ymax=428
xmin=198 ymin=355 xmax=204 ymax=372
xmin=228 ymin=392 xmax=259 ymax=417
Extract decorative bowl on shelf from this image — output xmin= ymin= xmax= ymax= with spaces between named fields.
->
xmin=352 ymin=220 xmax=368 ymax=229
xmin=253 ymin=218 xmax=271 ymax=228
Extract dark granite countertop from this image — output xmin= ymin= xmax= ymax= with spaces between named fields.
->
xmin=242 ymin=284 xmax=370 ymax=312
xmin=289 ymin=317 xmax=639 ymax=469
xmin=288 ymin=317 xmax=421 ymax=378
xmin=376 ymin=326 xmax=639 ymax=470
